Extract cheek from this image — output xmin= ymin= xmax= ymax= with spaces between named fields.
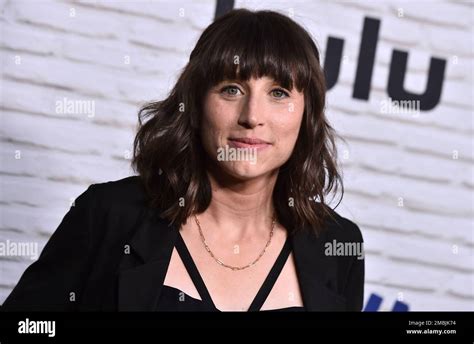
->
xmin=273 ymin=103 xmax=304 ymax=148
xmin=201 ymin=96 xmax=235 ymax=147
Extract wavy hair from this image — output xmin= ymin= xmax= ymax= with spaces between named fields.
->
xmin=132 ymin=9 xmax=344 ymax=235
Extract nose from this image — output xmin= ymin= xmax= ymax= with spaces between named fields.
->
xmin=238 ymin=93 xmax=264 ymax=129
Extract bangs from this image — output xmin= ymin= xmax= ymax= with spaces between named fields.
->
xmin=192 ymin=11 xmax=316 ymax=92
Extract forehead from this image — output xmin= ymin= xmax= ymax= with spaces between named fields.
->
xmin=218 ymin=75 xmax=281 ymax=85
xmin=212 ymin=63 xmax=302 ymax=92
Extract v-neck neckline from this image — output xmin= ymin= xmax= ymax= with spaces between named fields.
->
xmin=174 ymin=232 xmax=293 ymax=311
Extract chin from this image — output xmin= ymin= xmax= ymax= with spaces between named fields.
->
xmin=219 ymin=161 xmax=273 ymax=181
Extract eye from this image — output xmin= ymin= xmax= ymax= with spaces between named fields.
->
xmin=221 ymin=85 xmax=243 ymax=97
xmin=271 ymin=88 xmax=290 ymax=99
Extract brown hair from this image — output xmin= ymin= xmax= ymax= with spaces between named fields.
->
xmin=132 ymin=9 xmax=344 ymax=235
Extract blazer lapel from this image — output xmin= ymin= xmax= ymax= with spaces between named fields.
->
xmin=117 ymin=209 xmax=179 ymax=311
xmin=291 ymin=226 xmax=347 ymax=311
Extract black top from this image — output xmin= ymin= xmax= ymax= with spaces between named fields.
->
xmin=156 ymin=233 xmax=305 ymax=312
xmin=2 ymin=176 xmax=364 ymax=312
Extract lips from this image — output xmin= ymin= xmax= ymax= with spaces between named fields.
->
xmin=228 ymin=137 xmax=272 ymax=149
xmin=229 ymin=137 xmax=270 ymax=144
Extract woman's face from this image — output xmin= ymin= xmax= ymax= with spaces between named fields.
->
xmin=201 ymin=76 xmax=305 ymax=181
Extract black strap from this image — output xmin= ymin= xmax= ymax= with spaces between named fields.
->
xmin=247 ymin=237 xmax=292 ymax=311
xmin=175 ymin=233 xmax=216 ymax=308
xmin=176 ymin=232 xmax=292 ymax=312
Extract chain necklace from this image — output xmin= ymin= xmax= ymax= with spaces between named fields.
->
xmin=193 ymin=214 xmax=275 ymax=271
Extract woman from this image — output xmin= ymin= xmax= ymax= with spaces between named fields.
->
xmin=2 ymin=9 xmax=364 ymax=312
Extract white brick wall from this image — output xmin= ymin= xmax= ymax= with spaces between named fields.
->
xmin=0 ymin=0 xmax=472 ymax=311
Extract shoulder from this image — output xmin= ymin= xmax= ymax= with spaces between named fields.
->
xmin=74 ymin=176 xmax=151 ymax=243
xmin=85 ymin=175 xmax=149 ymax=210
xmin=321 ymin=208 xmax=364 ymax=244
xmin=90 ymin=175 xmax=146 ymax=200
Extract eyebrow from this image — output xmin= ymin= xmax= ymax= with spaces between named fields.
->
xmin=217 ymin=79 xmax=292 ymax=90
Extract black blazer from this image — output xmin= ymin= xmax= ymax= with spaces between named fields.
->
xmin=2 ymin=176 xmax=364 ymax=312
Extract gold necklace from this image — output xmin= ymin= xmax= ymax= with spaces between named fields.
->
xmin=193 ymin=214 xmax=275 ymax=271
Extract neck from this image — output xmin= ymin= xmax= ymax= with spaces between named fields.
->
xmin=198 ymin=165 xmax=279 ymax=241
